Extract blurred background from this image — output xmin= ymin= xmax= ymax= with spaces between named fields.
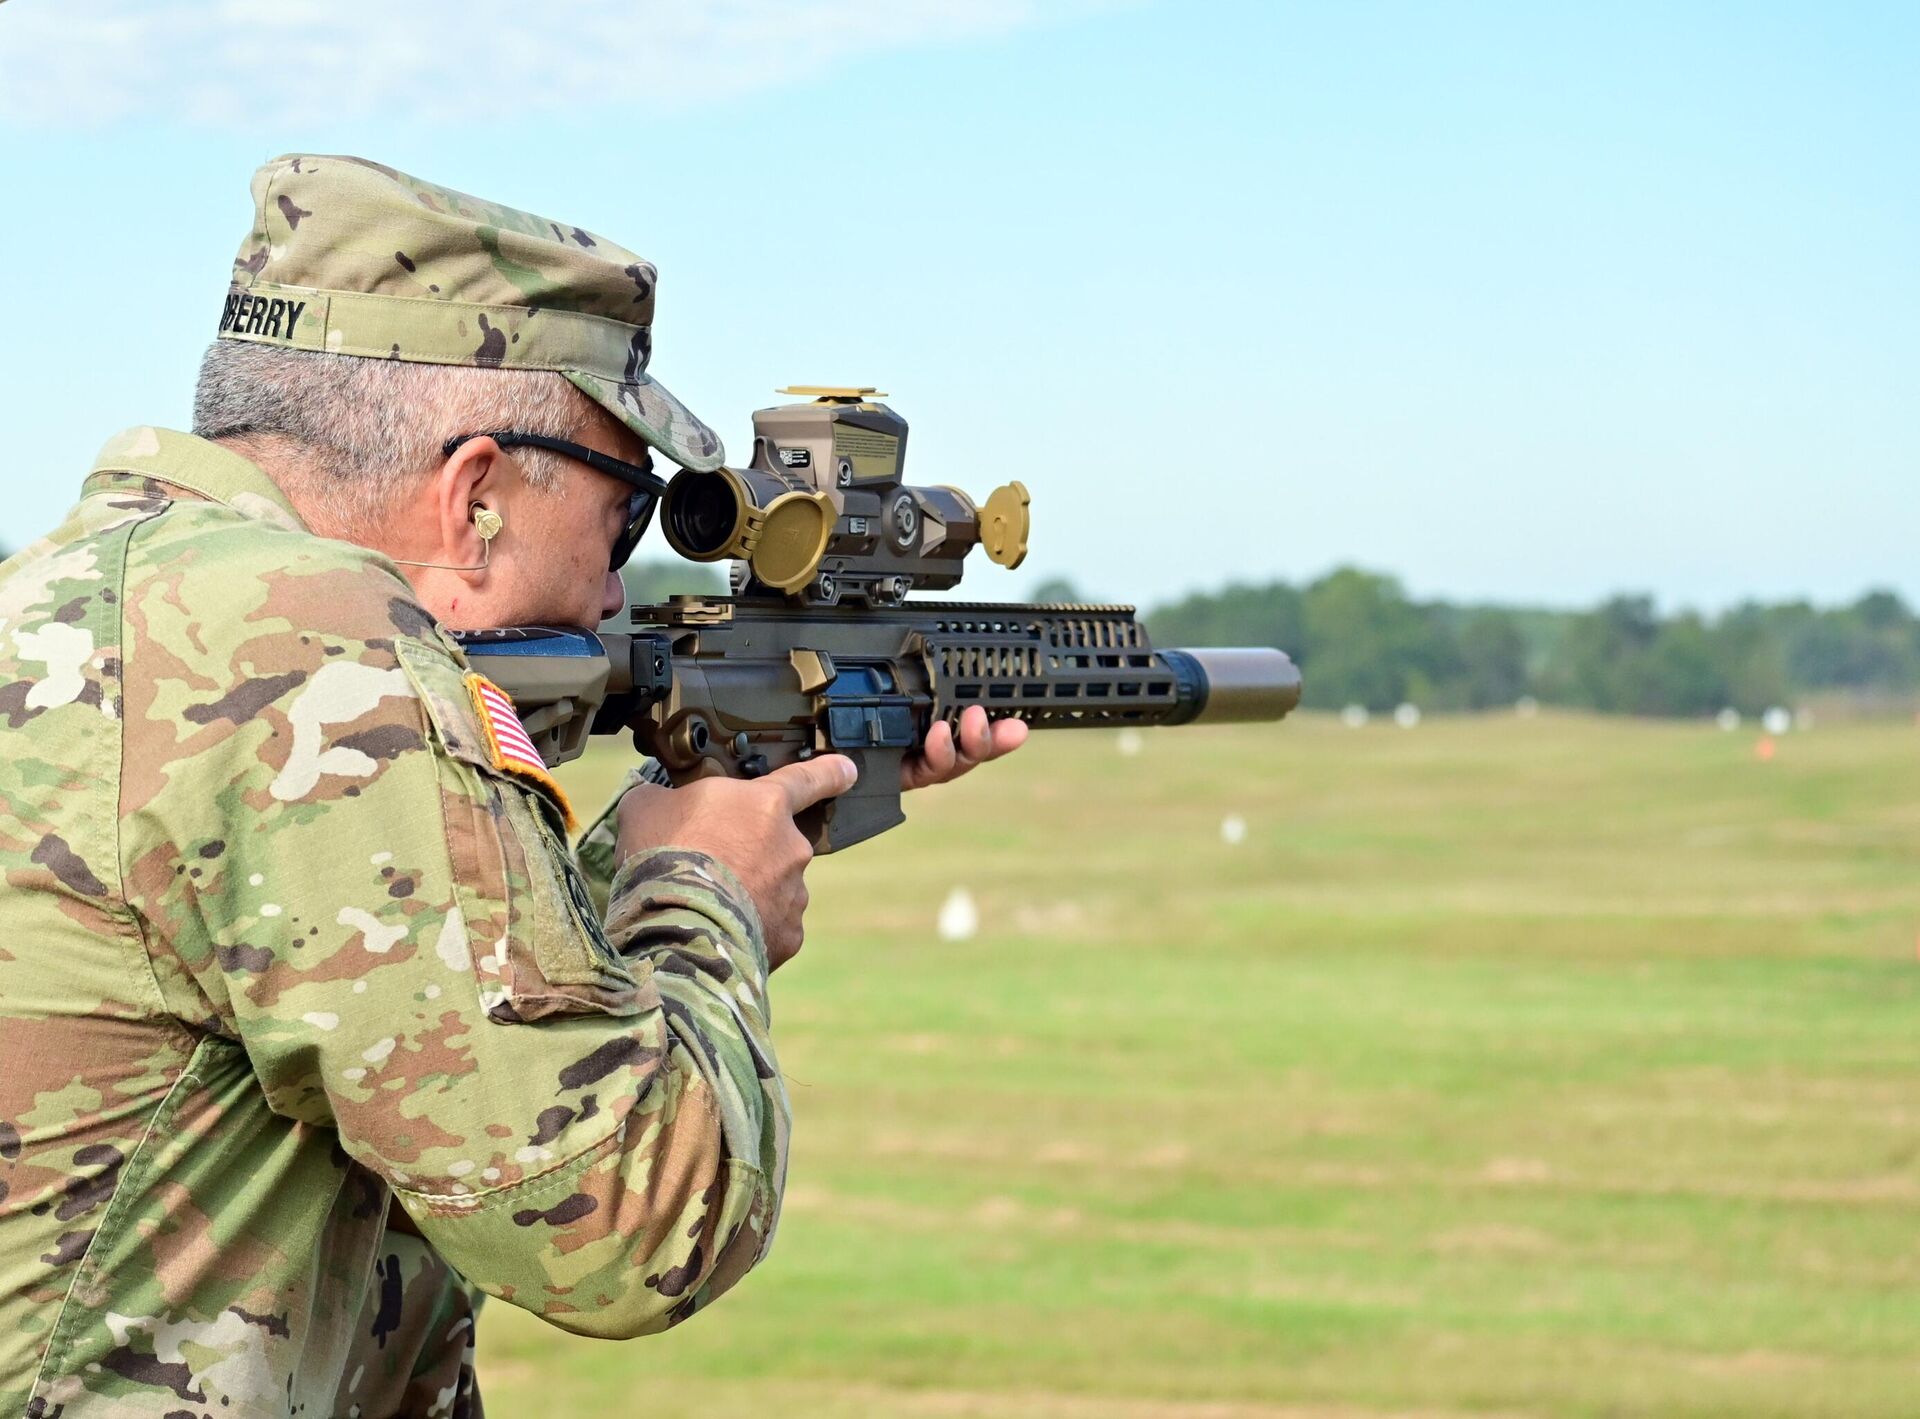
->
xmin=4 ymin=2 xmax=1919 ymax=1414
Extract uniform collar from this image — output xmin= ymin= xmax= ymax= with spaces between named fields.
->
xmin=82 ymin=426 xmax=310 ymax=533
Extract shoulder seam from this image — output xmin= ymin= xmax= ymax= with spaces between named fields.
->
xmin=116 ymin=501 xmax=215 ymax=1032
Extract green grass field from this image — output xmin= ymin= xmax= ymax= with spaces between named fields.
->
xmin=479 ymin=713 xmax=1920 ymax=1418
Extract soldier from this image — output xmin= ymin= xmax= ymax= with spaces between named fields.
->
xmin=0 ymin=154 xmax=1025 ymax=1417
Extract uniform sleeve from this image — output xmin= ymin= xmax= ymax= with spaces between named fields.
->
xmin=573 ymin=769 xmax=639 ymax=922
xmin=574 ymin=759 xmax=673 ymax=921
xmin=118 ymin=535 xmax=789 ymax=1340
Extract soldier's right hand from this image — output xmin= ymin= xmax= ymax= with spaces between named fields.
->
xmin=613 ymin=754 xmax=858 ymax=970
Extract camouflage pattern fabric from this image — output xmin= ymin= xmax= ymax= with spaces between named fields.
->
xmin=0 ymin=428 xmax=789 ymax=1416
xmin=218 ymin=154 xmax=725 ymax=472
xmin=329 ymin=1231 xmax=483 ymax=1419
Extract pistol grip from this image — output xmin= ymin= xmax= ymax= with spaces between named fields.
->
xmin=794 ymin=749 xmax=907 ymax=853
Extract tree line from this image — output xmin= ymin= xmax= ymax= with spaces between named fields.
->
xmin=1133 ymin=569 xmax=1920 ymax=717
xmin=7 ymin=540 xmax=1893 ymax=720
xmin=620 ymin=563 xmax=1919 ymax=717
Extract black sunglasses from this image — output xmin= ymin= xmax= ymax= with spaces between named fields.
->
xmin=443 ymin=430 xmax=670 ymax=572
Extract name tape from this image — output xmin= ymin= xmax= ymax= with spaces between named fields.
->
xmin=219 ymin=291 xmax=308 ymax=342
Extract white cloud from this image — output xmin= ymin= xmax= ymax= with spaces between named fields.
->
xmin=0 ymin=0 xmax=1125 ymax=127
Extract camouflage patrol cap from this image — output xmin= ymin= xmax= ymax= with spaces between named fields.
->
xmin=218 ymin=154 xmax=724 ymax=471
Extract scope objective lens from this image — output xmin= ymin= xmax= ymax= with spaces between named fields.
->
xmin=667 ymin=473 xmax=739 ymax=558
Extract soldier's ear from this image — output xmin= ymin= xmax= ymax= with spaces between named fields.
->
xmin=423 ymin=437 xmax=503 ymax=569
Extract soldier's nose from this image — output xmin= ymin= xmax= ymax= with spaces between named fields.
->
xmin=602 ymin=570 xmax=627 ymax=621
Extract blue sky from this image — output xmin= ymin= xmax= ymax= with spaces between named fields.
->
xmin=1 ymin=1 xmax=1913 ymax=611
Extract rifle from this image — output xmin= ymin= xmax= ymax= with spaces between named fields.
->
xmin=453 ymin=388 xmax=1301 ymax=852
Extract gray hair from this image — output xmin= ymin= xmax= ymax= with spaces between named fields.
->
xmin=191 ymin=341 xmax=597 ymax=532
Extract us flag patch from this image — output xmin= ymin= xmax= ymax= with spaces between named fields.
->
xmin=465 ymin=672 xmax=576 ymax=830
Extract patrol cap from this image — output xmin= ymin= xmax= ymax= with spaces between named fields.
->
xmin=217 ymin=154 xmax=724 ymax=471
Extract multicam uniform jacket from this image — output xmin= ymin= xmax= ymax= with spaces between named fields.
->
xmin=0 ymin=429 xmax=790 ymax=1417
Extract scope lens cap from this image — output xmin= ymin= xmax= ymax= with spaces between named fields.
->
xmin=981 ymin=481 xmax=1031 ymax=569
xmin=751 ymin=492 xmax=835 ymax=592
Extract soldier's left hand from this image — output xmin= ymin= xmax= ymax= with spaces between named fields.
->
xmin=902 ymin=703 xmax=1027 ymax=791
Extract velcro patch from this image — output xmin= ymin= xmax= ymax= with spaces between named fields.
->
xmin=465 ymin=673 xmax=576 ymax=831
